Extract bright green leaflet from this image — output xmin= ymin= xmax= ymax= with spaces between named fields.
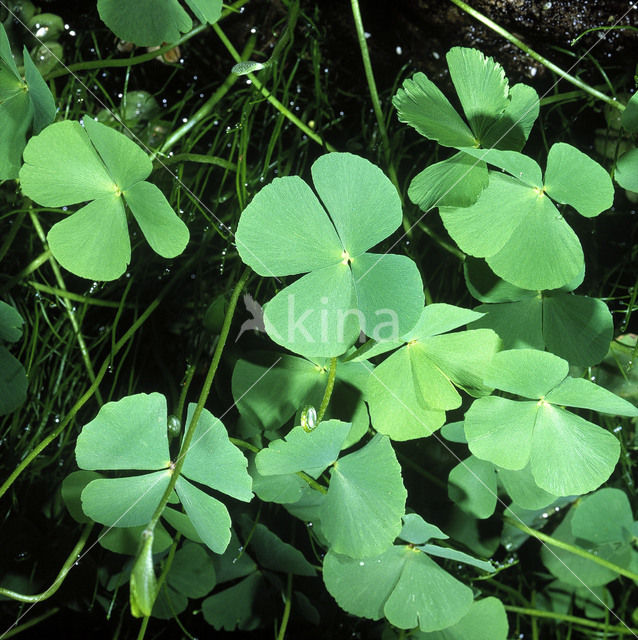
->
xmin=74 ymin=393 xmax=252 ymax=552
xmin=414 ymin=597 xmax=509 ymax=640
xmin=0 ymin=301 xmax=27 ymax=415
xmin=498 ymin=463 xmax=558 ymax=511
xmin=97 ymin=0 xmax=222 ymax=46
xmin=465 ymin=257 xmax=612 ymax=366
xmin=399 ymin=513 xmax=449 ymax=545
xmin=465 ymin=349 xmax=637 ymax=495
xmin=366 ymin=304 xmax=500 ymax=440
xmin=235 ymin=152 xmax=424 ymax=357
xmin=321 ymin=434 xmax=407 ymax=558
xmin=0 ymin=24 xmax=55 ymax=179
xmin=570 ymin=488 xmax=634 ymax=545
xmin=440 ymin=145 xmax=613 ymax=290
xmin=448 ymin=456 xmax=497 ymax=519
xmin=19 ymin=117 xmax=189 ymax=281
xmin=615 ymin=147 xmax=638 ymax=192
xmin=323 ymin=545 xmax=473 ymax=632
xmin=541 ymin=505 xmax=632 ymax=587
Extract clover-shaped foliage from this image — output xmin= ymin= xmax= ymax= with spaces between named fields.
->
xmin=19 ymin=117 xmax=189 ymax=280
xmin=257 ymin=425 xmax=407 ymax=558
xmin=235 ymin=152 xmax=424 ymax=358
xmin=0 ymin=301 xmax=28 ymax=415
xmin=366 ymin=303 xmax=501 ymax=440
xmin=439 ymin=145 xmax=614 ymax=290
xmin=464 ymin=258 xmax=613 ymax=366
xmin=465 ymin=349 xmax=638 ymax=496
xmin=98 ymin=0 xmax=222 ymax=47
xmin=541 ymin=488 xmax=636 ymax=587
xmin=232 ymin=351 xmax=371 ymax=447
xmin=393 ymin=47 xmax=539 ymax=211
xmin=75 ymin=393 xmax=252 ymax=554
xmin=0 ymin=24 xmax=55 ymax=180
xmin=323 ymin=514 xmax=497 ymax=633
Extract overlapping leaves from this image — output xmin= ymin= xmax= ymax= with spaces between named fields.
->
xmin=464 ymin=258 xmax=613 ymax=366
xmin=366 ymin=303 xmax=501 ymax=440
xmin=19 ymin=116 xmax=189 ymax=280
xmin=439 ymin=145 xmax=613 ymax=290
xmin=465 ymin=349 xmax=637 ymax=495
xmin=98 ymin=0 xmax=222 ymax=46
xmin=393 ymin=47 xmax=539 ymax=211
xmin=75 ymin=393 xmax=252 ymax=554
xmin=0 ymin=23 xmax=55 ymax=179
xmin=235 ymin=152 xmax=424 ymax=358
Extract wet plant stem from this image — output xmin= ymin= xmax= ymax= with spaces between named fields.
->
xmin=212 ymin=23 xmax=336 ymax=151
xmin=0 ymin=523 xmax=93 ymax=603
xmin=276 ymin=574 xmax=293 ymax=640
xmin=29 ymin=211 xmax=103 ymax=404
xmin=156 ymin=36 xmax=257 ymax=158
xmin=145 ymin=267 xmax=250 ymax=534
xmin=504 ymin=606 xmax=638 ymax=635
xmin=316 ymin=357 xmax=337 ymax=423
xmin=446 ymin=0 xmax=624 ymax=111
xmin=504 ymin=517 xmax=638 ymax=581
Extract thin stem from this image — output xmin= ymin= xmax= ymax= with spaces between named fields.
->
xmin=316 ymin=357 xmax=337 ymax=423
xmin=276 ymin=574 xmax=293 ymax=640
xmin=504 ymin=605 xmax=638 ymax=635
xmin=29 ymin=211 xmax=103 ymax=404
xmin=212 ymin=23 xmax=336 ymax=151
xmin=156 ymin=36 xmax=257 ymax=157
xmin=446 ymin=0 xmax=624 ymax=111
xmin=504 ymin=517 xmax=638 ymax=582
xmin=146 ymin=267 xmax=251 ymax=533
xmin=0 ymin=523 xmax=93 ymax=603
xmin=0 ymin=607 xmax=60 ymax=639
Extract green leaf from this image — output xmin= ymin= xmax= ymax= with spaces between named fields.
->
xmin=255 ymin=420 xmax=351 ymax=477
xmin=0 ymin=347 xmax=27 ymax=415
xmin=621 ymin=92 xmax=638 ymax=132
xmin=151 ymin=584 xmax=188 ymax=620
xmin=21 ymin=46 xmax=56 ymax=134
xmin=181 ymin=404 xmax=252 ymax=501
xmin=76 ymin=393 xmax=171 ymax=471
xmin=399 ymin=513 xmax=449 ymax=545
xmin=311 ymin=152 xmax=402 ymax=256
xmin=484 ymin=349 xmax=568 ymax=398
xmin=446 ymin=47 xmax=509 ymax=140
xmin=61 ymin=471 xmax=103 ymax=524
xmin=184 ymin=0 xmax=222 ymax=24
xmin=323 ymin=546 xmax=473 ymax=631
xmin=405 ymin=303 xmax=484 ymax=341
xmin=130 ymin=529 xmax=158 ymax=617
xmin=498 ymin=464 xmax=558 ymax=510
xmin=167 ymin=542 xmax=216 ymax=598
xmin=614 ymin=148 xmax=638 ymax=191
xmin=99 ymin=522 xmax=172 ymax=555
xmin=175 ymin=476 xmax=232 ymax=554
xmin=202 ymin=573 xmax=264 ymax=631
xmin=0 ymin=301 xmax=24 ymax=342
xmin=161 ymin=507 xmax=203 ymax=544
xmin=20 ymin=118 xmax=189 ymax=280
xmin=459 ymin=147 xmax=543 ymax=187
xmin=393 ymin=72 xmax=476 ymax=147
xmin=247 ymin=522 xmax=316 ymax=576
xmin=448 ymin=456 xmax=497 ymax=519
xmin=321 ymin=435 xmax=406 ymax=558
xmin=414 ymin=597 xmax=509 ymax=640
xmin=419 ymin=544 xmax=494 ymax=573
xmin=571 ymin=488 xmax=633 ymax=545
xmin=464 ymin=256 xmax=534 ymax=304
xmin=81 ymin=471 xmax=171 ymax=527
xmin=544 ymin=143 xmax=614 ymax=217
xmin=545 ymin=377 xmax=638 ymax=416
xmin=408 ymin=153 xmax=489 ymax=212
xmin=97 ymin=0 xmax=192 ymax=46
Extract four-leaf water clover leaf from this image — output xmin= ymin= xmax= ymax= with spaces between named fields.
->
xmin=97 ymin=0 xmax=222 ymax=47
xmin=392 ymin=47 xmax=539 ymax=212
xmin=366 ymin=303 xmax=501 ymax=441
xmin=235 ymin=152 xmax=425 ymax=358
xmin=0 ymin=23 xmax=55 ymax=179
xmin=19 ymin=116 xmax=190 ymax=281
xmin=464 ymin=257 xmax=613 ymax=367
xmin=439 ymin=145 xmax=614 ymax=290
xmin=75 ymin=393 xmax=252 ymax=554
xmin=464 ymin=349 xmax=638 ymax=496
